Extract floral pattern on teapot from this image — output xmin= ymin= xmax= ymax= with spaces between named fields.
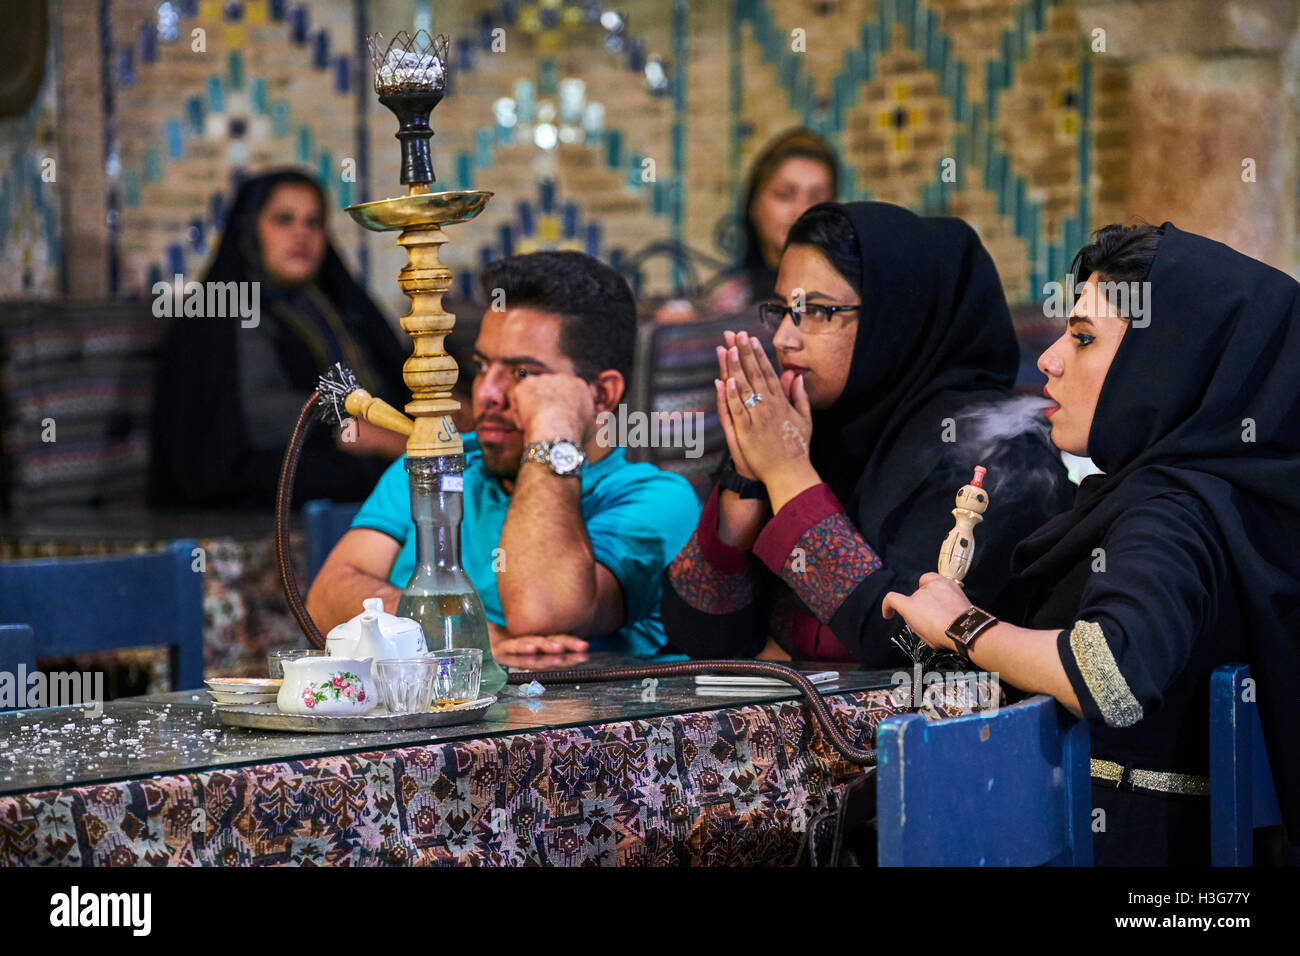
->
xmin=301 ymin=672 xmax=368 ymax=710
xmin=277 ymin=655 xmax=377 ymax=715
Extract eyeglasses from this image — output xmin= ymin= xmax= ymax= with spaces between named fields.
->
xmin=757 ymin=301 xmax=861 ymax=334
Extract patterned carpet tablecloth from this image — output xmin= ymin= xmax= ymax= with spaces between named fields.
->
xmin=0 ymin=678 xmax=984 ymax=867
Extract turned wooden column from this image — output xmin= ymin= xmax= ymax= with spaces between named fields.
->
xmin=394 ymin=222 xmax=463 ymax=459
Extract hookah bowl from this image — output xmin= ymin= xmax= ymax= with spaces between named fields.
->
xmin=344 ymin=29 xmax=503 ymax=693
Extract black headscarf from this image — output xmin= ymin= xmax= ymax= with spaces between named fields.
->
xmin=806 ymin=201 xmax=1023 ymax=538
xmin=200 ymin=169 xmax=406 ymax=396
xmin=149 ymin=169 xmax=409 ymax=508
xmin=1012 ymin=223 xmax=1300 ymax=839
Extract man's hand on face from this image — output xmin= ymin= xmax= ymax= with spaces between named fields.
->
xmin=511 ymin=372 xmax=596 ymax=445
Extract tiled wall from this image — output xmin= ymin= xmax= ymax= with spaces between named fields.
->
xmin=5 ymin=0 xmax=1297 ymax=314
xmin=0 ymin=29 xmax=60 ymax=298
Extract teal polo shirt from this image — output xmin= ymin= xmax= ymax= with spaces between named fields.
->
xmin=350 ymin=433 xmax=701 ymax=656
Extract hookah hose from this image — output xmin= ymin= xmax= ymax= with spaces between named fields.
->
xmin=275 ymin=389 xmax=329 ymax=650
xmin=504 ymin=661 xmax=876 ymax=765
xmin=273 ymin=386 xmax=876 ymax=766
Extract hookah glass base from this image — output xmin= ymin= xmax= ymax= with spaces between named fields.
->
xmin=400 ymin=455 xmax=507 ymax=696
xmin=398 ymin=587 xmax=506 ymax=695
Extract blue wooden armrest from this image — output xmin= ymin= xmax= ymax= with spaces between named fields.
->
xmin=876 ymin=694 xmax=1092 ymax=866
xmin=1210 ymin=663 xmax=1283 ymax=866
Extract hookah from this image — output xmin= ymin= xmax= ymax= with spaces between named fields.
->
xmin=271 ymin=27 xmax=993 ymax=768
xmin=275 ymin=28 xmax=503 ymax=694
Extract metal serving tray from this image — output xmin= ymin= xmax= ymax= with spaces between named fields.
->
xmin=215 ymin=696 xmax=497 ymax=733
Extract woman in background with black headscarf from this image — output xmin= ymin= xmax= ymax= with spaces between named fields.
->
xmin=150 ymin=169 xmax=409 ymax=509
xmin=662 ymin=201 xmax=1072 ymax=663
xmin=883 ymin=223 xmax=1300 ymax=865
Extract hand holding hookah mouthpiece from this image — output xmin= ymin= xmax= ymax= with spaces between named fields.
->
xmin=936 ymin=466 xmax=988 ymax=583
xmin=891 ymin=465 xmax=991 ymax=665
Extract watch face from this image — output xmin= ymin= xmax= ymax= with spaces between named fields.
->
xmin=549 ymin=441 xmax=582 ymax=474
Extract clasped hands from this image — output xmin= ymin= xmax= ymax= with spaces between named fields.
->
xmin=715 ymin=330 xmax=816 ymax=503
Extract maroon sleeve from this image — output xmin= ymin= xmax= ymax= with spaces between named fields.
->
xmin=665 ymin=486 xmax=757 ymax=614
xmin=752 ymin=483 xmax=883 ymax=624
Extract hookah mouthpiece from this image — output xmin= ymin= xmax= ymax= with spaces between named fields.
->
xmin=893 ymin=466 xmax=993 ymax=668
xmin=937 ymin=465 xmax=990 ymax=583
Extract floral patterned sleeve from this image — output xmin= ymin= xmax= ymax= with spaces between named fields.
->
xmin=661 ymin=486 xmax=766 ymax=658
xmin=666 ymin=486 xmax=755 ymax=613
xmin=751 ymin=484 xmax=883 ymax=624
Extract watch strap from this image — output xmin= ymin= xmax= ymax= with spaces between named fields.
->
xmin=716 ymin=456 xmax=766 ymax=500
xmin=945 ymin=606 xmax=998 ymax=665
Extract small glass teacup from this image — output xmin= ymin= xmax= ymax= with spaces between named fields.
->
xmin=375 ymin=657 xmax=438 ymax=714
xmin=428 ymin=649 xmax=482 ymax=710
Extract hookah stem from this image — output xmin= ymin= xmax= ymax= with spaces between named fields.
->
xmin=506 ymin=661 xmax=876 ymax=766
xmin=271 ymin=393 xmax=874 ymax=765
xmin=275 ymin=390 xmax=329 ymax=650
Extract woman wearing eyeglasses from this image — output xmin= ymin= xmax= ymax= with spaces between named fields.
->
xmin=662 ymin=201 xmax=1072 ymax=664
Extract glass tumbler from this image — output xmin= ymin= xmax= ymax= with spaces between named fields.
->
xmin=429 ymin=648 xmax=482 ymax=710
xmin=268 ymin=648 xmax=327 ymax=679
xmin=375 ymin=657 xmax=437 ymax=714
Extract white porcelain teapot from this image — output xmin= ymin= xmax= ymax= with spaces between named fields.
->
xmin=325 ymin=597 xmax=426 ymax=662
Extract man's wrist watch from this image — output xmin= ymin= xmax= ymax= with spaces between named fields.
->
xmin=944 ymin=606 xmax=998 ymax=665
xmin=717 ymin=456 xmax=766 ymax=500
xmin=521 ymin=438 xmax=586 ymax=477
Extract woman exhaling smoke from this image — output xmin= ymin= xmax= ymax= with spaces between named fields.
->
xmin=661 ymin=201 xmax=1072 ymax=665
xmin=882 ymin=223 xmax=1300 ymax=865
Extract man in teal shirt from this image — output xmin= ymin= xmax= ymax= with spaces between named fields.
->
xmin=307 ymin=251 xmax=700 ymax=657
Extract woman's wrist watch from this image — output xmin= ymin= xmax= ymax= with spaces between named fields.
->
xmin=717 ymin=457 xmax=766 ymax=500
xmin=945 ymin=606 xmax=998 ymax=665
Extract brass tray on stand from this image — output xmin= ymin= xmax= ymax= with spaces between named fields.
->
xmin=215 ymin=696 xmax=497 ymax=733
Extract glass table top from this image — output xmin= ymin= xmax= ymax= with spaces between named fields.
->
xmin=0 ymin=654 xmax=909 ymax=797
